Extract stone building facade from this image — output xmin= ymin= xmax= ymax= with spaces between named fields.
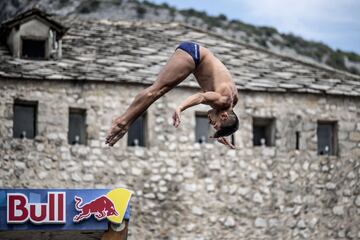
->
xmin=1 ymin=9 xmax=360 ymax=239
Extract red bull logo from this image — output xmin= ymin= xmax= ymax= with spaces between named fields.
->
xmin=7 ymin=192 xmax=66 ymax=224
xmin=73 ymin=195 xmax=118 ymax=222
xmin=73 ymin=188 xmax=132 ymax=224
xmin=1 ymin=188 xmax=132 ymax=231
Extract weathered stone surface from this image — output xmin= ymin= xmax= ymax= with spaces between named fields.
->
xmin=224 ymin=216 xmax=236 ymax=227
xmin=355 ymin=196 xmax=360 ymax=207
xmin=0 ymin=16 xmax=359 ymax=98
xmin=308 ymin=218 xmax=318 ymax=229
xmin=144 ymin=193 xmax=156 ymax=199
xmin=191 ymin=206 xmax=203 ymax=216
xmin=1 ymin=60 xmax=360 ymax=240
xmin=293 ymin=195 xmax=302 ymax=204
xmin=289 ymin=170 xmax=299 ymax=182
xmin=268 ymin=218 xmax=279 ymax=227
xmin=83 ymin=174 xmax=94 ymax=182
xmin=297 ymin=219 xmax=306 ymax=229
xmin=349 ymin=132 xmax=360 ymax=141
xmin=253 ymin=192 xmax=264 ymax=203
xmin=71 ymin=173 xmax=82 ymax=182
xmin=333 ymin=206 xmax=345 ymax=216
xmin=14 ymin=161 xmax=26 ymax=169
xmin=38 ymin=171 xmax=48 ymax=180
xmin=131 ymin=167 xmax=142 ymax=176
xmin=255 ymin=218 xmax=267 ymax=228
xmin=340 ymin=122 xmax=356 ymax=131
xmin=238 ymin=187 xmax=250 ymax=196
xmin=326 ymin=182 xmax=337 ymax=190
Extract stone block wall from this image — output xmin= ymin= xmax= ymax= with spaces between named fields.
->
xmin=1 ymin=79 xmax=360 ymax=239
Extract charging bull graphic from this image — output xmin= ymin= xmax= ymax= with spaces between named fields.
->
xmin=72 ymin=188 xmax=132 ymax=224
xmin=73 ymin=195 xmax=118 ymax=222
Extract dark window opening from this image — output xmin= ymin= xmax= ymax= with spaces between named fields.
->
xmin=128 ymin=114 xmax=146 ymax=147
xmin=13 ymin=100 xmax=37 ymax=139
xmin=195 ymin=113 xmax=213 ymax=144
xmin=253 ymin=118 xmax=275 ymax=146
xmin=317 ymin=121 xmax=337 ymax=156
xmin=295 ymin=131 xmax=300 ymax=150
xmin=22 ymin=39 xmax=46 ymax=59
xmin=68 ymin=109 xmax=87 ymax=145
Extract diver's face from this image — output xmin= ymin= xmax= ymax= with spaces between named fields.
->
xmin=208 ymin=109 xmax=230 ymax=130
xmin=207 ymin=109 xmax=221 ymax=130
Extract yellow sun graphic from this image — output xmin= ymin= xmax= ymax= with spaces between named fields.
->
xmin=106 ymin=188 xmax=133 ymax=223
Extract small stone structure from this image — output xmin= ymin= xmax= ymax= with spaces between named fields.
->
xmin=1 ymin=9 xmax=360 ymax=239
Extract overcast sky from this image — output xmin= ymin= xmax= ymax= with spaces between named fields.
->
xmin=151 ymin=0 xmax=360 ymax=54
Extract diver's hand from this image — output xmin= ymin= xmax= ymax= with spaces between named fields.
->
xmin=105 ymin=118 xmax=130 ymax=147
xmin=211 ymin=136 xmax=236 ymax=149
xmin=172 ymin=108 xmax=181 ymax=128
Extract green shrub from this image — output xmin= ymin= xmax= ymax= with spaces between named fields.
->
xmin=143 ymin=0 xmax=157 ymax=8
xmin=113 ymin=0 xmax=122 ymax=6
xmin=259 ymin=26 xmax=277 ymax=37
xmin=179 ymin=8 xmax=225 ymax=28
xmin=255 ymin=38 xmax=267 ymax=47
xmin=345 ymin=52 xmax=360 ymax=62
xmin=326 ymin=51 xmax=346 ymax=69
xmin=218 ymin=14 xmax=227 ymax=21
xmin=77 ymin=0 xmax=100 ymax=14
xmin=169 ymin=8 xmax=176 ymax=17
xmin=160 ymin=3 xmax=170 ymax=9
xmin=228 ymin=19 xmax=258 ymax=35
xmin=136 ymin=6 xmax=147 ymax=18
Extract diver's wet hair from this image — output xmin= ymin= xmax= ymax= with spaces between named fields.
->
xmin=213 ymin=110 xmax=239 ymax=138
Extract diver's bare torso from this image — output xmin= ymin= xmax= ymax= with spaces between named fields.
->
xmin=191 ymin=46 xmax=238 ymax=108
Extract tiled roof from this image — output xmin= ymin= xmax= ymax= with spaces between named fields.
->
xmin=1 ymin=17 xmax=360 ymax=97
xmin=0 ymin=8 xmax=68 ymax=38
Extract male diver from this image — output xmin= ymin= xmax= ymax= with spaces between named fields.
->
xmin=106 ymin=42 xmax=239 ymax=148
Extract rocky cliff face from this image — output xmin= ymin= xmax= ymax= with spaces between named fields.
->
xmin=1 ymin=0 xmax=360 ymax=76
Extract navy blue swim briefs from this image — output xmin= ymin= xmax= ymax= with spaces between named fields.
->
xmin=176 ymin=41 xmax=200 ymax=67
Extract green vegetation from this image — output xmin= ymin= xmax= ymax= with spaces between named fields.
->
xmin=77 ymin=0 xmax=100 ymax=14
xmin=168 ymin=7 xmax=176 ymax=18
xmin=255 ymin=38 xmax=268 ymax=48
xmin=179 ymin=8 xmax=225 ymax=28
xmin=344 ymin=51 xmax=360 ymax=62
xmin=259 ymin=26 xmax=277 ymax=37
xmin=141 ymin=0 xmax=360 ymax=75
xmin=280 ymin=33 xmax=333 ymax=61
xmin=142 ymin=1 xmax=177 ymax=18
xmin=112 ymin=0 xmax=123 ymax=6
xmin=326 ymin=50 xmax=346 ymax=70
xmin=72 ymin=0 xmax=360 ymax=75
xmin=142 ymin=0 xmax=158 ymax=8
xmin=59 ymin=0 xmax=70 ymax=6
xmin=136 ymin=6 xmax=147 ymax=18
xmin=218 ymin=14 xmax=227 ymax=21
xmin=229 ymin=19 xmax=260 ymax=36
